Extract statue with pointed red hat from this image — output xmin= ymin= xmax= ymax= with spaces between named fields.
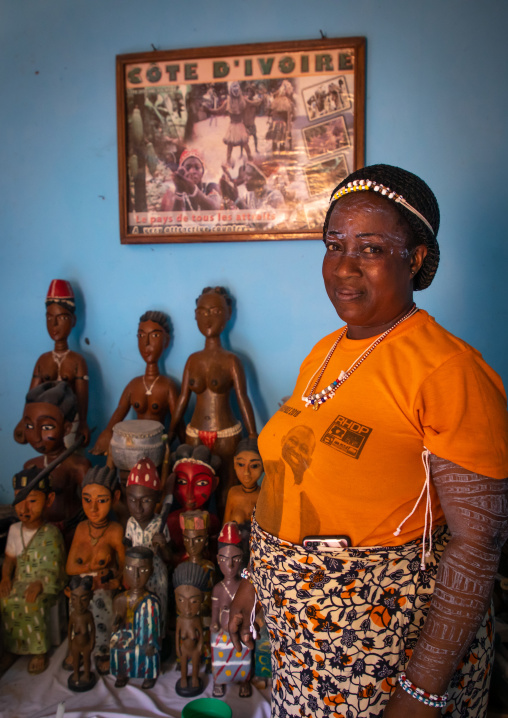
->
xmin=14 ymin=279 xmax=91 ymax=446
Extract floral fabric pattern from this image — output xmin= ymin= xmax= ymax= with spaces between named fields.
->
xmin=251 ymin=516 xmax=493 ymax=718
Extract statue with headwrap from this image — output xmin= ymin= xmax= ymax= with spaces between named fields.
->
xmin=14 ymin=279 xmax=90 ymax=446
xmin=0 ymin=467 xmax=66 ymax=675
xmin=20 ymin=380 xmax=91 ymax=546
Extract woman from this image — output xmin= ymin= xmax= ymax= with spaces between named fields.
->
xmin=160 ymin=148 xmax=221 ymax=212
xmin=230 ymin=164 xmax=508 ymax=717
xmin=169 ymin=286 xmax=257 ymax=515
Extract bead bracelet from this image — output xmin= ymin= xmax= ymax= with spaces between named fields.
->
xmin=398 ymin=673 xmax=449 ymax=708
xmin=240 ymin=568 xmax=251 ymax=581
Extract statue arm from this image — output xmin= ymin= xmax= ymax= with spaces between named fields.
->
xmin=169 ymin=362 xmax=192 ymax=439
xmin=231 ymin=356 xmax=257 ymax=437
xmin=90 ymin=382 xmax=133 ymax=455
xmin=74 ymin=354 xmax=90 ymax=446
xmin=0 ymin=554 xmax=16 ymax=597
xmin=384 ymin=455 xmax=508 ymax=716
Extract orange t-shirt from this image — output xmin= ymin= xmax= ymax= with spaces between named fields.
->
xmin=256 ymin=310 xmax=508 ymax=546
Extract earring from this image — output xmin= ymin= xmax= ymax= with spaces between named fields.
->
xmin=410 ymin=269 xmax=415 ymax=276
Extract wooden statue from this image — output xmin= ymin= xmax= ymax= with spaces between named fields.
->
xmin=110 ymin=546 xmax=161 ymax=689
xmin=223 ymin=438 xmax=264 ymax=527
xmin=211 ymin=522 xmax=252 ymax=697
xmin=66 ymin=466 xmax=125 ymax=674
xmin=18 ymin=381 xmax=90 ymax=547
xmin=169 ymin=286 xmax=257 ymax=516
xmin=180 ymin=510 xmax=216 ymax=671
xmin=14 ymin=279 xmax=90 ymax=446
xmin=66 ymin=575 xmax=96 ymax=691
xmin=0 ymin=468 xmax=66 ymax=674
xmin=125 ymin=458 xmax=171 ymax=636
xmin=91 ymin=310 xmax=179 ymax=456
xmin=173 ymin=561 xmax=209 ymax=697
xmin=166 ymin=444 xmax=220 ymax=559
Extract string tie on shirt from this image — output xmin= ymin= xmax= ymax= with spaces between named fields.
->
xmin=393 ymin=447 xmax=433 ymax=570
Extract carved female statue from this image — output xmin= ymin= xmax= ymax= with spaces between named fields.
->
xmin=91 ymin=310 xmax=179 ymax=456
xmin=66 ymin=466 xmax=125 ymax=673
xmin=223 ymin=438 xmax=264 ymax=528
xmin=169 ymin=287 xmax=257 ymax=515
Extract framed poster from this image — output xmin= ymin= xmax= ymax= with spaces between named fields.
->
xmin=116 ymin=37 xmax=365 ymax=244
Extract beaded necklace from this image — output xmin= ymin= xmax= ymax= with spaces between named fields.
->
xmin=302 ymin=304 xmax=418 ymax=410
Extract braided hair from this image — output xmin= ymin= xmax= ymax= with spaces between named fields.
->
xmin=324 ymin=164 xmax=440 ymax=290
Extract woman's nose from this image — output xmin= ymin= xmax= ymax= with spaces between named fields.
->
xmin=334 ymin=251 xmax=362 ymax=275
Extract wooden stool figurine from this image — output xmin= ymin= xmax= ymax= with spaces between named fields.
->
xmin=66 ymin=575 xmax=96 ymax=691
xmin=173 ymin=561 xmax=209 ymax=697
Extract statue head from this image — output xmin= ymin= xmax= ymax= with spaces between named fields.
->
xmin=171 ymin=444 xmax=220 ymax=511
xmin=137 ymin=310 xmax=170 ymax=365
xmin=126 ymin=458 xmax=161 ymax=529
xmin=234 ymin=438 xmax=263 ymax=492
xmin=124 ymin=546 xmax=154 ymax=591
xmin=195 ymin=286 xmax=232 ymax=338
xmin=23 ymin=381 xmax=77 ymax=455
xmin=45 ymin=279 xmax=76 ymax=342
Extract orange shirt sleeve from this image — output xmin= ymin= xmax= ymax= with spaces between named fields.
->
xmin=415 ymin=350 xmax=508 ymax=478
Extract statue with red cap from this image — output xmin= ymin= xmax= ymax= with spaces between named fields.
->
xmin=210 ymin=521 xmax=252 ymax=698
xmin=14 ymin=279 xmax=91 ymax=447
xmin=124 ymin=457 xmax=171 ymax=636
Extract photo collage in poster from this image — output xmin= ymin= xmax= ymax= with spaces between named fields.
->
xmin=120 ymin=45 xmax=360 ymax=240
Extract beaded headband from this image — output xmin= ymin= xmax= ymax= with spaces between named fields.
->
xmin=172 ymin=457 xmax=216 ymax=476
xmin=331 ymin=180 xmax=435 ymax=236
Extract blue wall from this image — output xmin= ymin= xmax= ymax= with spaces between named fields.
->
xmin=1 ymin=0 xmax=507 ymax=501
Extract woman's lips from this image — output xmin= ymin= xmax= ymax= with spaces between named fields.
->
xmin=334 ymin=288 xmax=363 ymax=301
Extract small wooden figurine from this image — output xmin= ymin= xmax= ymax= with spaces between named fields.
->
xmin=125 ymin=457 xmax=171 ymax=636
xmin=211 ymin=522 xmax=252 ymax=697
xmin=19 ymin=381 xmax=91 ymax=547
xmin=168 ymin=287 xmax=257 ymax=516
xmin=91 ymin=311 xmax=178 ymax=456
xmin=223 ymin=438 xmax=264 ymax=527
xmin=66 ymin=575 xmax=96 ymax=691
xmin=166 ymin=444 xmax=220 ymax=558
xmin=173 ymin=561 xmax=209 ymax=697
xmin=66 ymin=466 xmax=125 ymax=674
xmin=14 ymin=279 xmax=90 ymax=446
xmin=110 ymin=546 xmax=161 ymax=689
xmin=0 ymin=468 xmax=66 ymax=674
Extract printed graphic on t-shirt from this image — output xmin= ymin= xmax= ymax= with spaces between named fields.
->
xmin=321 ymin=414 xmax=372 ymax=459
xmin=278 ymin=403 xmax=302 ymax=418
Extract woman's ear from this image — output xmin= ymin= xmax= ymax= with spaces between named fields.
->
xmin=410 ymin=244 xmax=428 ymax=277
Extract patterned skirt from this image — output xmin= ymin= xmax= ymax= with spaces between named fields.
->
xmin=250 ymin=516 xmax=493 ymax=718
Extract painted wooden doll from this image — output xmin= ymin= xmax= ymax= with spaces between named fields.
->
xmin=124 ymin=457 xmax=171 ymax=635
xmin=211 ymin=521 xmax=252 ymax=697
xmin=110 ymin=546 xmax=161 ymax=689
xmin=0 ymin=467 xmax=65 ymax=674
xmin=66 ymin=466 xmax=125 ymax=673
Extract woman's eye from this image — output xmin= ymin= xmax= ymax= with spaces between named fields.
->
xmin=325 ymin=240 xmax=343 ymax=252
xmin=25 ymin=422 xmax=34 ymax=430
xmin=362 ymin=245 xmax=381 ymax=254
xmin=42 ymin=423 xmax=56 ymax=431
xmin=196 ymin=480 xmax=210 ymax=487
xmin=176 ymin=478 xmax=187 ymax=485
